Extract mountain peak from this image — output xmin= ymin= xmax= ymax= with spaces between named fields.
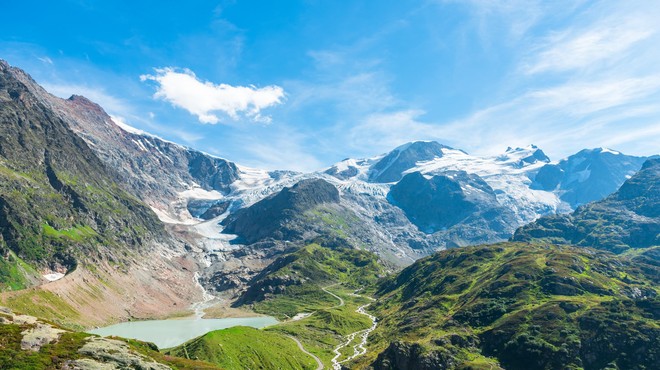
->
xmin=66 ymin=94 xmax=109 ymax=118
xmin=498 ymin=145 xmax=549 ymax=166
xmin=505 ymin=144 xmax=539 ymax=153
xmin=369 ymin=141 xmax=452 ymax=183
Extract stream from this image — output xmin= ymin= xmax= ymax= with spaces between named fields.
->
xmin=331 ymin=295 xmax=377 ymax=370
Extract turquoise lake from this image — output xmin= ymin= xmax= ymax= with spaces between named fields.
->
xmin=88 ymin=316 xmax=278 ymax=349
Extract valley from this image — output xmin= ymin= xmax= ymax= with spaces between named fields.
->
xmin=0 ymin=59 xmax=657 ymax=369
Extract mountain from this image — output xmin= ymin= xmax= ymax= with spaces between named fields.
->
xmin=2 ymin=60 xmax=652 ymax=335
xmin=221 ymin=178 xmax=341 ymax=244
xmin=10 ymin=67 xmax=241 ymax=215
xmin=233 ymin=241 xmax=385 ymax=316
xmin=0 ymin=60 xmax=198 ymax=328
xmin=388 ymin=171 xmax=517 ymax=244
xmin=514 ymin=158 xmax=660 ymax=253
xmin=532 ymin=147 xmax=647 ymax=207
xmin=358 ymin=243 xmax=659 ymax=370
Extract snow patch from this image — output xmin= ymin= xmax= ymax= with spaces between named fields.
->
xmin=178 ymin=187 xmax=224 ymax=200
xmin=131 ymin=139 xmax=148 ymax=152
xmin=599 ymin=147 xmax=621 ymax=155
xmin=43 ymin=273 xmax=65 ymax=282
xmin=109 ymin=116 xmax=147 ymax=135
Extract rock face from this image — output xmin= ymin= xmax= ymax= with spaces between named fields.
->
xmin=514 ymin=158 xmax=660 ymax=253
xmin=0 ymin=60 xmax=168 ymax=281
xmin=372 ymin=341 xmax=459 ymax=370
xmin=532 ymin=148 xmax=647 ymax=207
xmin=222 ymin=178 xmax=340 ymax=243
xmin=47 ymin=93 xmax=239 ymax=207
xmin=4 ymin=65 xmax=242 ymax=215
xmin=388 ymin=171 xmax=517 ymax=240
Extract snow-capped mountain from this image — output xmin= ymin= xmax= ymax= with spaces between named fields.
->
xmin=532 ymin=147 xmax=648 ymax=207
xmin=9 ymin=62 xmax=649 ymax=293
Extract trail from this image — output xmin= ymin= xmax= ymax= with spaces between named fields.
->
xmin=330 ymin=293 xmax=377 ymax=370
xmin=322 ymin=284 xmax=345 ymax=308
xmin=288 ymin=335 xmax=324 ymax=370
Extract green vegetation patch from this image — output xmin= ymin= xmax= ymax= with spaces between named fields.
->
xmin=166 ymin=326 xmax=317 ymax=370
xmin=238 ymin=242 xmax=385 ymax=319
xmin=0 ymin=289 xmax=82 ymax=330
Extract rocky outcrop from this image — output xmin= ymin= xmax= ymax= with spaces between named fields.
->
xmin=0 ymin=307 xmax=215 ymax=369
xmin=371 ymin=341 xmax=458 ymax=370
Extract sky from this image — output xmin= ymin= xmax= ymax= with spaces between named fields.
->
xmin=1 ymin=0 xmax=659 ymax=171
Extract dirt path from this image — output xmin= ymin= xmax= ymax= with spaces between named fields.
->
xmin=288 ymin=335 xmax=324 ymax=370
xmin=322 ymin=284 xmax=344 ymax=308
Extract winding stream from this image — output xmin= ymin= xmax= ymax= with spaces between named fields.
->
xmin=331 ymin=295 xmax=377 ymax=370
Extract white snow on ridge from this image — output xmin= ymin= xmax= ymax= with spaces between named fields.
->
xmin=599 ymin=147 xmax=621 ymax=155
xmin=109 ymin=116 xmax=147 ymax=135
xmin=404 ymin=147 xmax=564 ymax=223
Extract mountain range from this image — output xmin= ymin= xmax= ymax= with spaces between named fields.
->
xmin=0 ymin=59 xmax=658 ymax=370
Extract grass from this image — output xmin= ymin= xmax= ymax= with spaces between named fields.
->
xmin=42 ymin=224 xmax=98 ymax=242
xmin=0 ymin=289 xmax=82 ymax=330
xmin=266 ymin=286 xmax=374 ymax=367
xmin=166 ymin=326 xmax=318 ymax=370
xmin=0 ymin=251 xmax=37 ymax=291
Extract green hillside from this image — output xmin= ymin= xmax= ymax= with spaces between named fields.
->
xmin=166 ymin=326 xmax=318 ymax=370
xmin=358 ymin=242 xmax=659 ymax=370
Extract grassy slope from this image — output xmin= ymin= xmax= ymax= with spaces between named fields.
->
xmin=249 ymin=243 xmax=383 ymax=367
xmin=241 ymin=242 xmax=385 ymax=318
xmin=355 ymin=242 xmax=659 ymax=370
xmin=267 ymin=286 xmax=374 ymax=366
xmin=167 ymin=326 xmax=317 ymax=370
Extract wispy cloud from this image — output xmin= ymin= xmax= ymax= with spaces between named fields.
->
xmin=348 ymin=110 xmax=446 ymax=153
xmin=423 ymin=0 xmax=660 ymax=159
xmin=524 ymin=18 xmax=654 ymax=74
xmin=37 ymin=56 xmax=53 ymax=65
xmin=140 ymin=67 xmax=285 ymax=124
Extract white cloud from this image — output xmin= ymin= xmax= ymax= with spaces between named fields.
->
xmin=140 ymin=67 xmax=285 ymax=124
xmin=428 ymin=76 xmax=660 ymax=159
xmin=419 ymin=0 xmax=660 ymax=160
xmin=528 ymin=76 xmax=660 ymax=116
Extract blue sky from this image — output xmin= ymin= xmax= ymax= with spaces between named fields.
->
xmin=2 ymin=0 xmax=659 ymax=171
